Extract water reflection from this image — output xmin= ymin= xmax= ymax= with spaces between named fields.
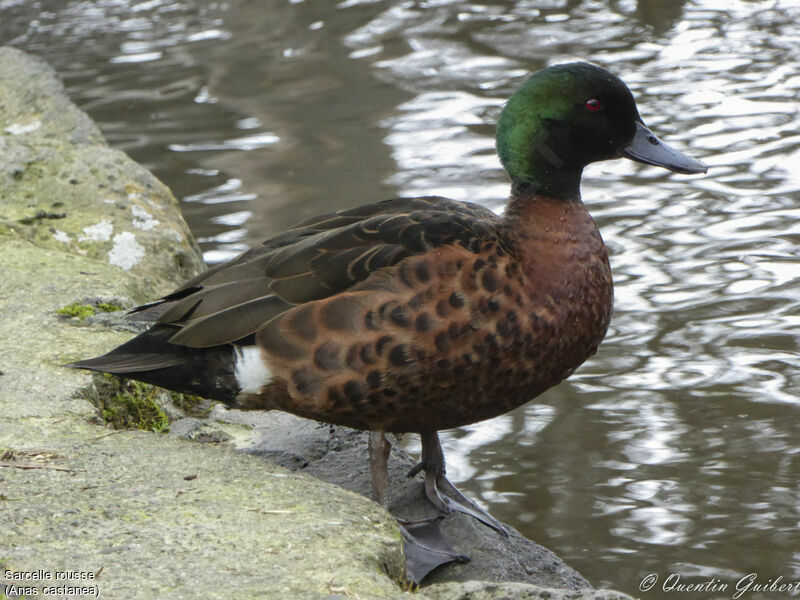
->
xmin=3 ymin=0 xmax=800 ymax=597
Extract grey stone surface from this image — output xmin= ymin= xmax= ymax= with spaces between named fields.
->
xmin=0 ymin=46 xmax=635 ymax=600
xmin=423 ymin=581 xmax=637 ymax=600
xmin=187 ymin=408 xmax=594 ymax=589
xmin=0 ymin=46 xmax=204 ymax=285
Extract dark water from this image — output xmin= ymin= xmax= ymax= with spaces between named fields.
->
xmin=4 ymin=0 xmax=799 ymax=597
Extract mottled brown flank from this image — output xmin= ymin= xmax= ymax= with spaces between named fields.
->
xmin=248 ymin=195 xmax=612 ymax=432
xmin=414 ymin=312 xmax=433 ymax=333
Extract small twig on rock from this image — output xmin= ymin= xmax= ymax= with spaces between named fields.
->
xmin=245 ymin=507 xmax=296 ymax=515
xmin=0 ymin=461 xmax=82 ymax=473
xmin=326 ymin=579 xmax=359 ymax=599
xmin=90 ymin=430 xmax=124 ymax=441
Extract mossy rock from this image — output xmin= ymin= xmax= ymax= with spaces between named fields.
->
xmin=89 ymin=374 xmax=211 ymax=432
xmin=94 ymin=375 xmax=171 ymax=432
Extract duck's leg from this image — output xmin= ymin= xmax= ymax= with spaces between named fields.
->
xmin=368 ymin=431 xmax=392 ymax=508
xmin=368 ymin=431 xmax=469 ymax=585
xmin=409 ymin=430 xmax=508 ymax=536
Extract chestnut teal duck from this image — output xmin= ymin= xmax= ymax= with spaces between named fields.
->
xmin=72 ymin=61 xmax=707 ymax=581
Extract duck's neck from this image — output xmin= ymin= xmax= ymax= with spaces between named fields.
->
xmin=503 ymin=186 xmax=584 ymax=227
xmin=508 ymin=169 xmax=583 ymax=201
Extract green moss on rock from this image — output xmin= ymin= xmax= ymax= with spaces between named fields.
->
xmin=89 ymin=374 xmax=212 ymax=432
xmin=96 ymin=301 xmax=125 ymax=313
xmin=170 ymin=391 xmax=211 ymax=417
xmin=96 ymin=375 xmax=170 ymax=433
xmin=56 ymin=302 xmax=96 ymax=320
xmin=56 ymin=300 xmax=126 ymax=321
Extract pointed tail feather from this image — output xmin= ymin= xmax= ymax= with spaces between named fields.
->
xmin=68 ymin=324 xmax=239 ymax=403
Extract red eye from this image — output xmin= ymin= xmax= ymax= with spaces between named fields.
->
xmin=585 ymin=98 xmax=603 ymax=112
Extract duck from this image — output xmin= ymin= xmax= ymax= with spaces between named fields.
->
xmin=71 ymin=61 xmax=706 ymax=582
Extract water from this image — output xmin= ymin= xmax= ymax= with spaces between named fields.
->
xmin=3 ymin=0 xmax=799 ymax=597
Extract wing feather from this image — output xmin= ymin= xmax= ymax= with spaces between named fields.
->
xmin=168 ymin=294 xmax=292 ymax=347
xmin=133 ymin=196 xmax=501 ymax=348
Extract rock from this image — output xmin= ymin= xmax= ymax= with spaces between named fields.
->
xmin=0 ymin=47 xmax=204 ymax=285
xmin=200 ymin=408 xmax=594 ymax=589
xmin=0 ymin=46 xmax=634 ymax=600
xmin=169 ymin=417 xmax=233 ymax=444
xmin=423 ymin=581 xmax=637 ymax=600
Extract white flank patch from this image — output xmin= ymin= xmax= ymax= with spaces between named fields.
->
xmin=234 ymin=346 xmax=273 ymax=394
xmin=79 ymin=219 xmax=113 ymax=242
xmin=108 ymin=231 xmax=145 ymax=271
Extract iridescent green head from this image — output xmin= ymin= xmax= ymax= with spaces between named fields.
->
xmin=496 ymin=62 xmax=707 ymax=199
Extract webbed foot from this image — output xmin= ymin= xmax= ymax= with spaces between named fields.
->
xmin=399 ymin=516 xmax=469 ymax=585
xmin=408 ymin=430 xmax=508 ymax=537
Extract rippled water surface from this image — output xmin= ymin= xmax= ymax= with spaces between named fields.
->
xmin=4 ymin=0 xmax=799 ymax=596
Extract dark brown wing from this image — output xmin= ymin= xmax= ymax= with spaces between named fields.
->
xmin=131 ymin=196 xmax=502 ymax=348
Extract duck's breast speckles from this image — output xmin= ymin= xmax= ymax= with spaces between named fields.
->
xmin=313 ymin=341 xmax=342 ymax=371
xmin=251 ymin=248 xmax=466 ymax=426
